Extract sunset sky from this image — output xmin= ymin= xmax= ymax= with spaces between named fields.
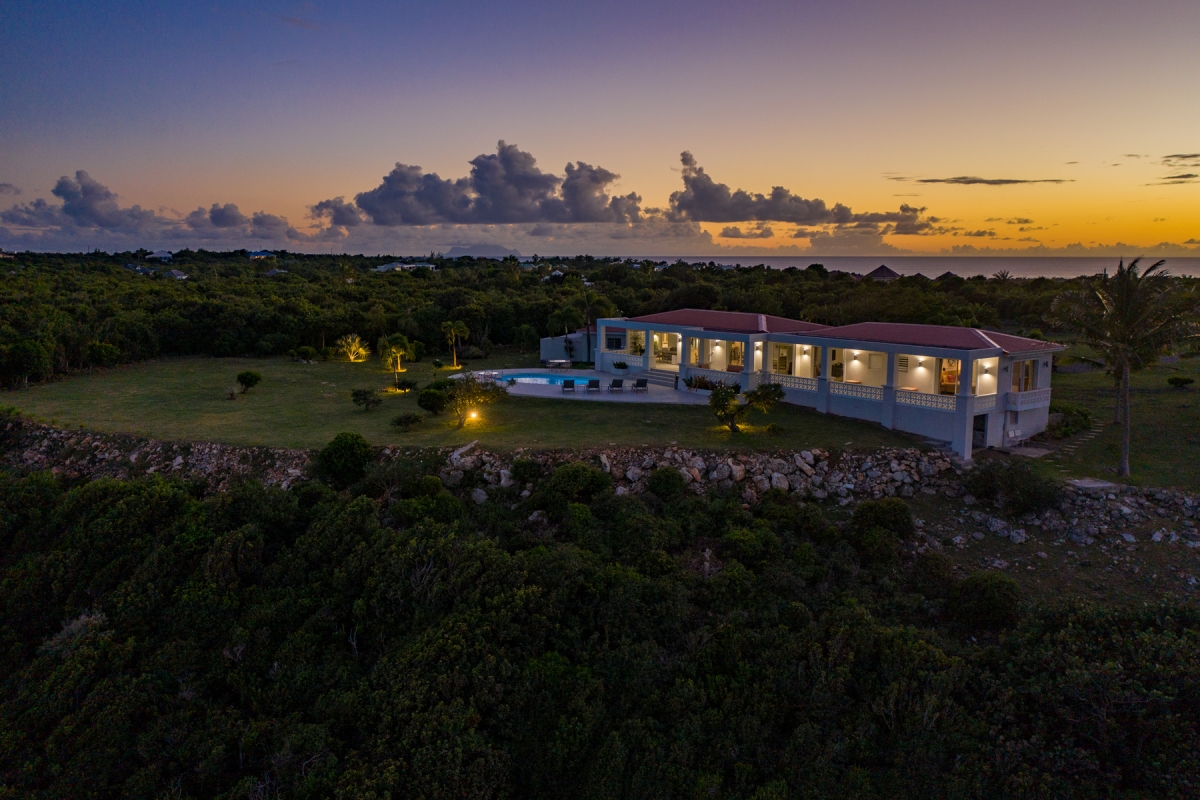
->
xmin=2 ymin=0 xmax=1198 ymax=256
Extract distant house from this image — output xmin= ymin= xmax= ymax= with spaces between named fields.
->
xmin=163 ymin=269 xmax=189 ymax=280
xmin=264 ymin=268 xmax=288 ymax=277
xmin=125 ymin=264 xmax=158 ymax=276
xmin=865 ymin=265 xmax=900 ymax=282
xmin=248 ymin=250 xmax=276 ymax=260
xmin=373 ymin=261 xmax=436 ymax=273
xmin=936 ymin=271 xmax=960 ymax=281
xmin=541 ymin=269 xmax=566 ymax=282
xmin=0 ymin=252 xmax=14 ymax=260
xmin=146 ymin=250 xmax=173 ymax=262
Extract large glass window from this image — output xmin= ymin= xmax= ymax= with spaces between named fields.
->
xmin=938 ymin=358 xmax=961 ymax=395
xmin=829 ymin=348 xmax=845 ymax=382
xmin=728 ymin=341 xmax=745 ymax=369
xmin=771 ymin=344 xmax=793 ymax=374
xmin=1011 ymin=359 xmax=1036 ymax=392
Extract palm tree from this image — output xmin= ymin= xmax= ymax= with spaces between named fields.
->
xmin=572 ymin=289 xmax=617 ymax=364
xmin=1051 ymin=258 xmax=1198 ymax=476
xmin=547 ymin=306 xmax=585 ymax=361
xmin=379 ymin=334 xmax=415 ymax=387
xmin=336 ymin=334 xmax=369 ymax=363
xmin=441 ymin=320 xmax=469 ymax=368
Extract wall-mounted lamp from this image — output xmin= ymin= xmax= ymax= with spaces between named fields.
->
xmin=852 ymin=352 xmax=859 ymax=361
xmin=917 ymin=358 xmax=924 ymax=367
xmin=802 ymin=347 xmax=809 ymax=354
xmin=983 ymin=366 xmax=990 ymax=375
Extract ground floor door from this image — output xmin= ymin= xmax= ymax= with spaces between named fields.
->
xmin=972 ymin=413 xmax=988 ymax=448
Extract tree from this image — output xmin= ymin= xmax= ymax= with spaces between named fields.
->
xmin=315 ymin=432 xmax=372 ymax=489
xmin=513 ymin=324 xmax=539 ymax=353
xmin=351 ymin=388 xmax=382 ymax=411
xmin=378 ymin=334 xmax=415 ymax=387
xmin=706 ymin=381 xmax=784 ymax=432
xmin=336 ymin=334 xmax=370 ymax=362
xmin=1052 ymin=259 xmax=1199 ymax=476
xmin=391 ymin=412 xmax=423 ymax=432
xmin=85 ymin=341 xmax=120 ymax=370
xmin=236 ymin=370 xmax=262 ymax=393
xmin=441 ymin=320 xmax=469 ymax=368
xmin=445 ymin=373 xmax=506 ymax=428
xmin=572 ymin=289 xmax=617 ymax=364
xmin=4 ymin=340 xmax=52 ymax=387
xmin=418 ymin=388 xmax=447 ymax=415
xmin=547 ymin=306 xmax=585 ymax=362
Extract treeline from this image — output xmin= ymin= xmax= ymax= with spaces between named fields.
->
xmin=1 ymin=453 xmax=1197 ymax=798
xmin=0 ymin=249 xmax=1150 ymax=387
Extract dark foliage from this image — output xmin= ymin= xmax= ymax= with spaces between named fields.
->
xmin=391 ymin=412 xmax=423 ymax=432
xmin=851 ymin=497 xmax=915 ymax=539
xmin=646 ymin=466 xmax=686 ymax=499
xmin=416 ymin=388 xmax=447 ymax=415
xmin=314 ymin=431 xmax=373 ymax=489
xmin=351 ymin=387 xmax=382 ymax=411
xmin=0 ymin=466 xmax=1197 ymax=798
xmin=235 ymin=369 xmax=262 ymax=393
xmin=964 ymin=459 xmax=1062 ymax=516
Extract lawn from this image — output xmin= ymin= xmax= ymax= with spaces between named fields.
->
xmin=1043 ymin=355 xmax=1200 ymax=492
xmin=7 ymin=354 xmax=920 ymax=454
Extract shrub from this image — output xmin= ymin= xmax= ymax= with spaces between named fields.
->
xmin=612 ymin=360 xmax=628 ymax=369
xmin=351 ymin=388 xmax=382 ymax=411
xmin=912 ymin=551 xmax=956 ymax=599
xmin=722 ymin=525 xmax=781 ymax=565
xmin=849 ymin=526 xmax=899 ymax=567
xmin=851 ymin=497 xmax=914 ymax=539
xmin=951 ymin=571 xmax=1023 ymax=628
xmin=394 ymin=378 xmax=419 ymax=394
xmin=336 ymin=334 xmax=369 ymax=362
xmin=85 ymin=341 xmax=120 ymax=368
xmin=392 ymin=412 xmax=423 ymax=432
xmin=296 ymin=345 xmax=317 ymax=361
xmin=417 ymin=474 xmax=444 ymax=497
xmin=432 ymin=358 xmax=444 ymax=368
xmin=316 ymin=432 xmax=373 ymax=489
xmin=964 ymin=459 xmax=1061 ymax=516
xmin=646 ymin=466 xmax=686 ymax=499
xmin=236 ymin=370 xmax=262 ymax=393
xmin=538 ymin=462 xmax=612 ymax=518
xmin=1168 ymin=376 xmax=1194 ymax=389
xmin=445 ymin=373 xmax=507 ymax=428
xmin=1047 ymin=401 xmax=1093 ymax=438
xmin=417 ymin=389 xmax=447 ymax=415
xmin=425 ymin=377 xmax=456 ymax=393
xmin=509 ymin=458 xmax=542 ymax=485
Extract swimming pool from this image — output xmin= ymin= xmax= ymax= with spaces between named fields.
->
xmin=490 ymin=372 xmax=582 ymax=385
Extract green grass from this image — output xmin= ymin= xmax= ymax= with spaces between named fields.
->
xmin=8 ymin=355 xmax=920 ymax=453
xmin=1044 ymin=356 xmax=1200 ymax=492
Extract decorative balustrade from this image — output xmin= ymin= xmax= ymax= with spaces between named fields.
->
xmin=1011 ymin=387 xmax=1052 ymax=410
xmin=895 ymin=390 xmax=957 ymax=411
xmin=602 ymin=352 xmax=645 ymax=369
xmin=684 ymin=367 xmax=743 ymax=388
xmin=830 ymin=382 xmax=883 ymax=401
xmin=973 ymin=393 xmax=997 ymax=413
xmin=765 ymin=373 xmax=818 ymax=392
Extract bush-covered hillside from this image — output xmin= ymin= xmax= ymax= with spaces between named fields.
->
xmin=2 ymin=460 xmax=1197 ymax=799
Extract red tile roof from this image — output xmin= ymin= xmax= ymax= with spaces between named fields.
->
xmin=622 ymin=308 xmax=827 ymax=334
xmin=815 ymin=322 xmax=1062 ymax=353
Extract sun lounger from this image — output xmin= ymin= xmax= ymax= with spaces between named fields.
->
xmin=586 ymin=379 xmax=601 ymax=393
xmin=608 ymin=379 xmax=624 ymax=392
xmin=562 ymin=379 xmax=575 ymax=393
xmin=632 ymin=378 xmax=648 ymax=393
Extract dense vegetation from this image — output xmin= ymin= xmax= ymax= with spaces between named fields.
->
xmin=2 ymin=457 xmax=1198 ymax=799
xmin=0 ymin=250 xmax=1100 ymax=387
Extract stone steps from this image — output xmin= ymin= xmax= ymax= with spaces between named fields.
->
xmin=644 ymin=369 xmax=678 ymax=388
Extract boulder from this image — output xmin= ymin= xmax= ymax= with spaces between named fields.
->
xmin=625 ymin=466 xmax=643 ymax=482
xmin=770 ymin=473 xmax=790 ymax=491
xmin=729 ymin=462 xmax=746 ymax=482
xmin=499 ymin=469 xmax=514 ymax=488
xmin=471 ymin=487 xmax=488 ymax=505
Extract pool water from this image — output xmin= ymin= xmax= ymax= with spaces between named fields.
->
xmin=491 ymin=372 xmax=583 ymax=385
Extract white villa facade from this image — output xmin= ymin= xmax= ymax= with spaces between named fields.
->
xmin=590 ymin=309 xmax=1063 ymax=460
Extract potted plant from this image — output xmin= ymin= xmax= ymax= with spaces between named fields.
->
xmin=613 ymin=360 xmax=628 ymax=373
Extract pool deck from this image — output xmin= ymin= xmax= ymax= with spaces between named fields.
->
xmin=482 ymin=369 xmax=709 ymax=405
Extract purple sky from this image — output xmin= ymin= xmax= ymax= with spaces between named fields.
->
xmin=2 ymin=0 xmax=1198 ymax=255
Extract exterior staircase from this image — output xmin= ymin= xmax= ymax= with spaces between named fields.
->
xmin=645 ymin=369 xmax=679 ymax=389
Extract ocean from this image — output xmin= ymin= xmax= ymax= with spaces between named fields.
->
xmin=635 ymin=256 xmax=1200 ymax=279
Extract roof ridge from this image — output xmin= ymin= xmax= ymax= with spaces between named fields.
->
xmin=973 ymin=329 xmax=1002 ymax=349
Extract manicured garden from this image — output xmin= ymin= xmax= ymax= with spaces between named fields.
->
xmin=7 ymin=354 xmax=920 ymax=453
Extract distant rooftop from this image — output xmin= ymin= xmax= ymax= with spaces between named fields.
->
xmin=817 ymin=322 xmax=1062 ymax=353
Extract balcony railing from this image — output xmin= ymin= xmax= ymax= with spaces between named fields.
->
xmin=973 ymin=393 xmax=997 ymax=413
xmin=1011 ymin=387 xmax=1052 ymax=410
xmin=896 ymin=390 xmax=957 ymax=411
xmin=602 ymin=352 xmax=645 ymax=369
xmin=765 ymin=373 xmax=818 ymax=392
xmin=830 ymin=382 xmax=883 ymax=401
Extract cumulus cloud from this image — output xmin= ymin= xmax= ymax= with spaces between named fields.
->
xmin=718 ymin=224 xmax=774 ymax=239
xmin=185 ymin=202 xmax=249 ymax=230
xmin=0 ymin=183 xmax=19 ymax=195
xmin=344 ymin=141 xmax=641 ymax=227
xmin=310 ymin=197 xmax=363 ymax=227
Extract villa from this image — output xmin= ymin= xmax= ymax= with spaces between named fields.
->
xmin=587 ymin=309 xmax=1063 ymax=460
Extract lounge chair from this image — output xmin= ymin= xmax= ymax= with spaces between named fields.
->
xmin=561 ymin=379 xmax=575 ymax=393
xmin=632 ymin=378 xmax=648 ymax=393
xmin=586 ymin=379 xmax=601 ymax=393
xmin=608 ymin=379 xmax=624 ymax=393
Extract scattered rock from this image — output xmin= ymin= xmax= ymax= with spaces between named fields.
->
xmin=471 ymin=488 xmax=488 ymax=505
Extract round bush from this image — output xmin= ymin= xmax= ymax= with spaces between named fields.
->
xmin=851 ymin=497 xmax=914 ymax=539
xmin=912 ymin=551 xmax=956 ymax=598
xmin=417 ymin=389 xmax=447 ymax=415
xmin=316 ymin=432 xmax=373 ymax=490
xmin=646 ymin=466 xmax=686 ymax=499
xmin=850 ymin=526 xmax=898 ymax=567
xmin=951 ymin=571 xmax=1023 ymax=629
